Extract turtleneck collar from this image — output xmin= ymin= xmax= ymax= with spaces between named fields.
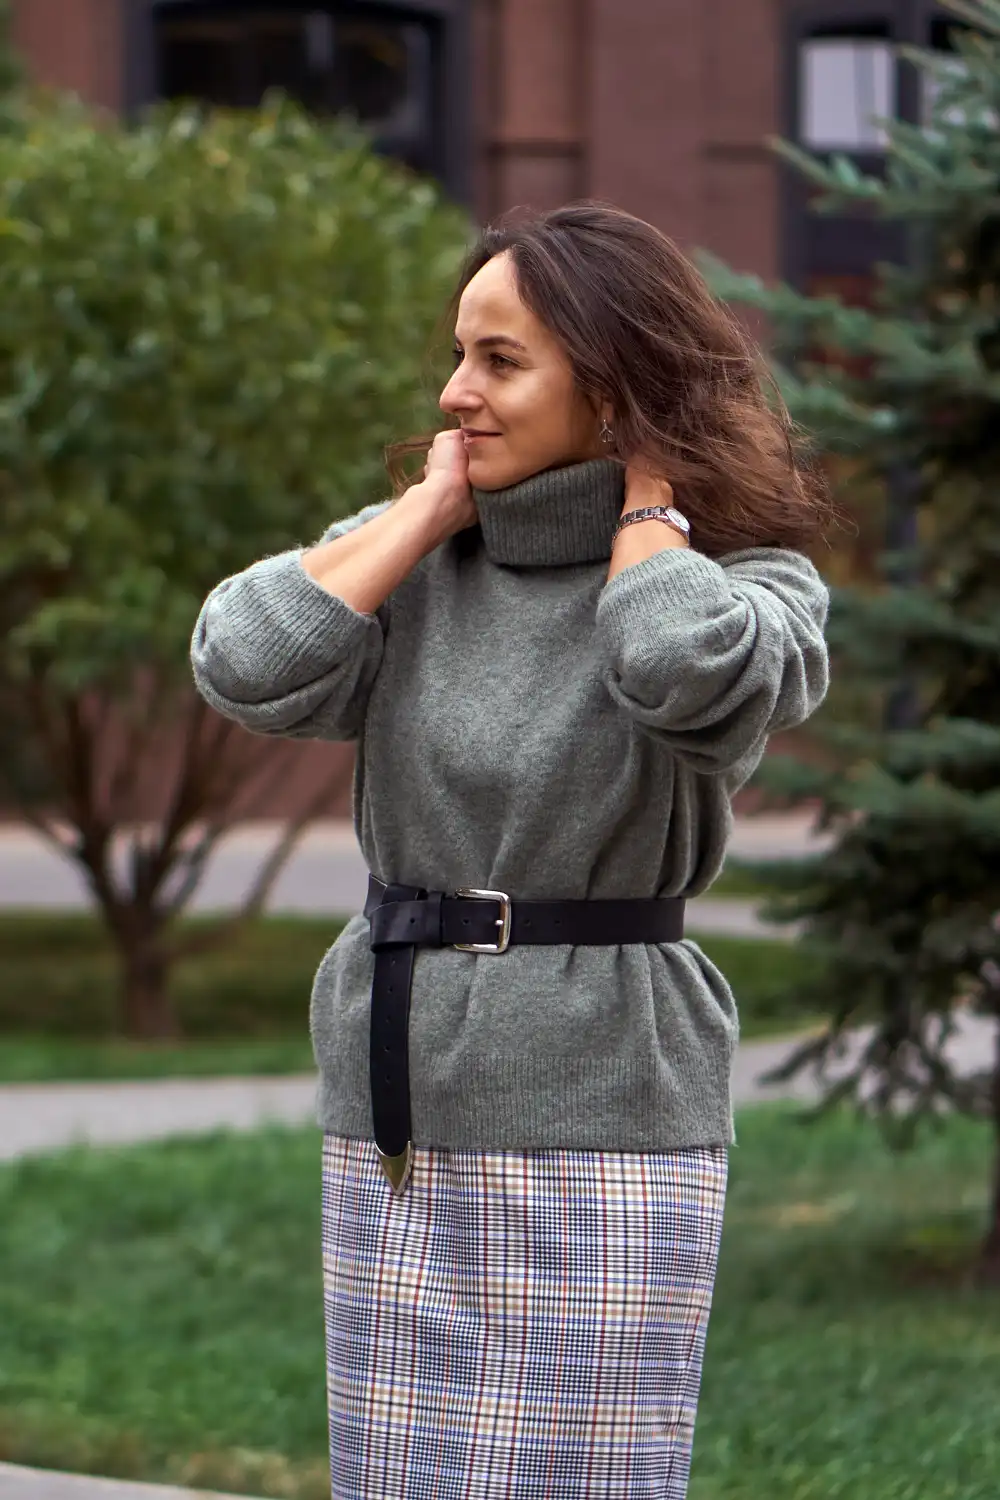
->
xmin=471 ymin=458 xmax=626 ymax=568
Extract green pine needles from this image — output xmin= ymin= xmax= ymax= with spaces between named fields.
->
xmin=701 ymin=0 xmax=1000 ymax=1284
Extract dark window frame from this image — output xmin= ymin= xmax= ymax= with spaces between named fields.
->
xmin=122 ymin=0 xmax=471 ymax=205
xmin=780 ymin=2 xmax=958 ymax=288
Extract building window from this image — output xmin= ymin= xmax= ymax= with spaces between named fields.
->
xmin=153 ymin=4 xmax=438 ymax=177
xmin=799 ymin=34 xmax=895 ymax=150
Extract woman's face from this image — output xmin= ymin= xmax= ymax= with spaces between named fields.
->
xmin=438 ymin=251 xmax=606 ymax=491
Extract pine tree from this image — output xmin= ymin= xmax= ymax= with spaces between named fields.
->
xmin=701 ymin=0 xmax=1000 ymax=1285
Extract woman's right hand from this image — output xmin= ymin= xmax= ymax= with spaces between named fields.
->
xmin=404 ymin=430 xmax=479 ymax=540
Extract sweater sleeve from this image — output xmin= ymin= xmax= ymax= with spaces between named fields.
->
xmin=190 ymin=499 xmax=394 ymax=742
xmin=594 ymin=544 xmax=829 ymax=778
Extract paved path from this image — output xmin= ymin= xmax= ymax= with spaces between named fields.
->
xmin=0 ymin=1468 xmax=257 ymax=1500
xmin=0 ymin=1013 xmax=990 ymax=1163
xmin=0 ymin=814 xmax=830 ymax=914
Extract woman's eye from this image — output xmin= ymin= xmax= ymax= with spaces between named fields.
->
xmin=451 ymin=347 xmax=515 ymax=371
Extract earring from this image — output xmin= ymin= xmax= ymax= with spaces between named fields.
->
xmin=599 ymin=417 xmax=614 ymax=446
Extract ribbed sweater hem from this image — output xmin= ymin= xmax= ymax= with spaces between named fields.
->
xmin=313 ymin=1045 xmax=737 ymax=1153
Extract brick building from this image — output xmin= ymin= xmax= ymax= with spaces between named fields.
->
xmin=10 ymin=0 xmax=966 ymax=297
xmin=7 ymin=0 xmax=964 ymax=819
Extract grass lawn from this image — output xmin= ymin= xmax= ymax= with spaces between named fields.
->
xmin=0 ymin=916 xmax=826 ymax=1083
xmin=707 ymin=859 xmax=782 ymax=899
xmin=1 ymin=1107 xmax=997 ymax=1499
xmin=0 ymin=1037 xmax=318 ymax=1084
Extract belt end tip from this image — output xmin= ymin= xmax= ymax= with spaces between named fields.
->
xmin=377 ymin=1142 xmax=414 ymax=1196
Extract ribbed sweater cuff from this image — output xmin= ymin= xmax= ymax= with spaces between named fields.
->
xmin=216 ymin=549 xmax=377 ymax=685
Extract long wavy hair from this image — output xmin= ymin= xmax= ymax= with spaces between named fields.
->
xmin=386 ymin=201 xmax=834 ymax=557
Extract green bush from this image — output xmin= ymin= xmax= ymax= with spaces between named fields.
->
xmin=1 ymin=92 xmax=470 ymax=694
xmin=0 ymin=92 xmax=472 ymax=1036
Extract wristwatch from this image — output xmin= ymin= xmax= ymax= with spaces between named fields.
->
xmin=611 ymin=505 xmax=691 ymax=545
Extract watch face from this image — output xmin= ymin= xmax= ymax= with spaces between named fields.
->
xmin=666 ymin=507 xmax=691 ymax=533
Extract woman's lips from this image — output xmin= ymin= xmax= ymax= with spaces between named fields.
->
xmin=461 ymin=431 xmax=501 ymax=443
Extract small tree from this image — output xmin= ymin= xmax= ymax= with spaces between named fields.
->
xmin=0 ymin=92 xmax=470 ymax=1038
xmin=701 ymin=0 xmax=1000 ymax=1283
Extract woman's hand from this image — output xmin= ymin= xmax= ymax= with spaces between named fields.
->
xmin=401 ymin=430 xmax=479 ymax=542
xmin=621 ymin=463 xmax=676 ymax=518
xmin=606 ymin=463 xmax=689 ymax=581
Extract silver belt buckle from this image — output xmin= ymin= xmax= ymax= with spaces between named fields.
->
xmin=453 ymin=888 xmax=511 ymax=954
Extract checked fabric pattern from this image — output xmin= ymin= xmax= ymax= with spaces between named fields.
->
xmin=322 ymin=1132 xmax=728 ymax=1498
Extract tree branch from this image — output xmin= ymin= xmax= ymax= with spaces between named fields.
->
xmin=167 ymin=763 xmax=350 ymax=961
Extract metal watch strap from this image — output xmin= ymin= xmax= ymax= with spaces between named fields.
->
xmin=611 ymin=506 xmax=689 ymax=545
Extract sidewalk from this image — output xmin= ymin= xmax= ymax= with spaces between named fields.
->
xmin=0 ymin=1013 xmax=990 ymax=1162
xmin=0 ymin=1468 xmax=257 ymax=1500
xmin=0 ymin=813 xmax=830 ymax=913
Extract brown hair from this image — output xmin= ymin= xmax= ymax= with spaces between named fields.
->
xmin=387 ymin=201 xmax=834 ymax=557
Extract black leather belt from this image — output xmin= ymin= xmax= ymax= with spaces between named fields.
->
xmin=365 ymin=874 xmax=686 ymax=1196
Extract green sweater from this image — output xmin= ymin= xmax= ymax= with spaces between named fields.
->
xmin=191 ymin=458 xmax=829 ymax=1152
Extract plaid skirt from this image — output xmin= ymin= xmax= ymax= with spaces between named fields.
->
xmin=321 ymin=1133 xmax=728 ymax=1499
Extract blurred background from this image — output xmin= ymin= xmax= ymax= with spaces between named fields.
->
xmin=1 ymin=3 xmax=1000 ymax=1499
xmin=8 ymin=0 xmax=962 ymax=286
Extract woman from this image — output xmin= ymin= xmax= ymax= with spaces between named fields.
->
xmin=191 ymin=202 xmax=831 ymax=1499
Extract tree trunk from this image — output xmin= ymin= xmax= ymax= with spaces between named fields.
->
xmin=976 ymin=1011 xmax=1000 ymax=1288
xmin=978 ymin=1145 xmax=1000 ymax=1288
xmin=120 ymin=939 xmax=179 ymax=1041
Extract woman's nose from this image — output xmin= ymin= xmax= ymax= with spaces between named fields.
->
xmin=439 ymin=367 xmax=478 ymax=415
